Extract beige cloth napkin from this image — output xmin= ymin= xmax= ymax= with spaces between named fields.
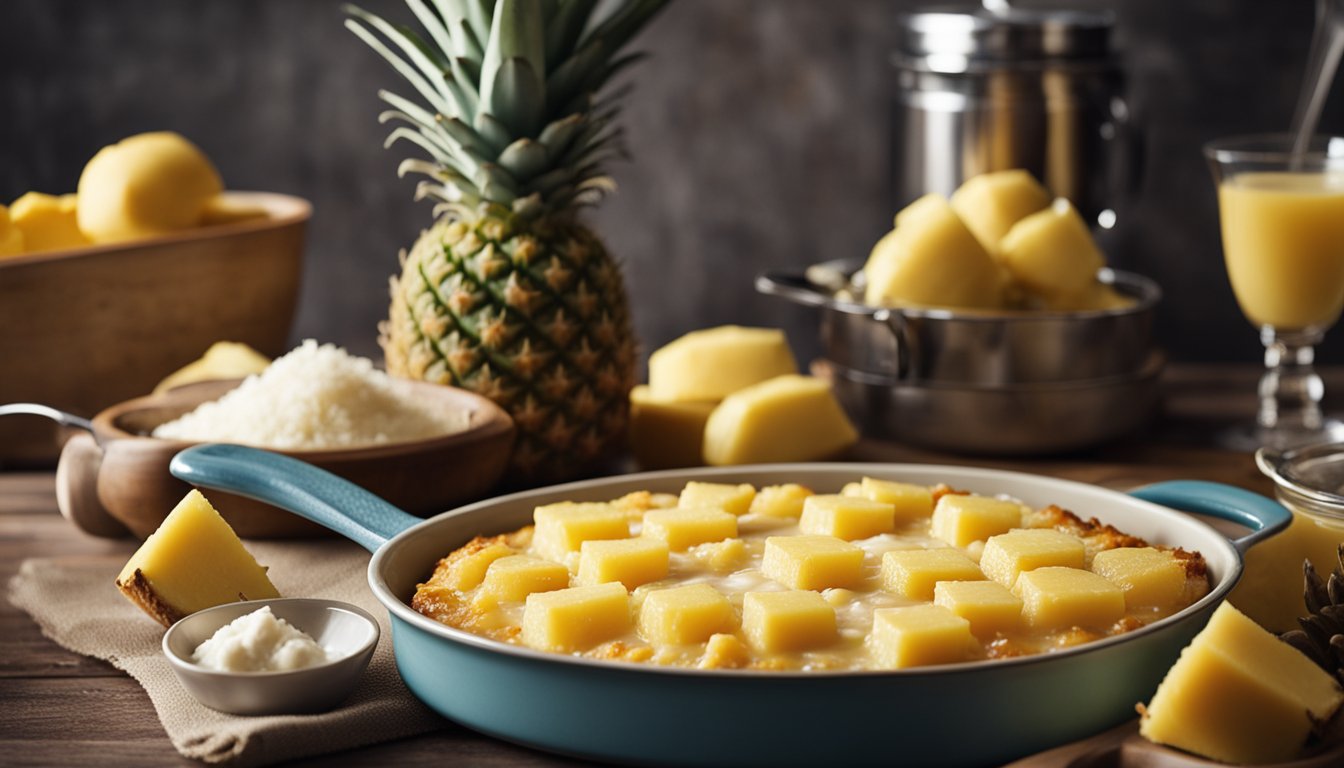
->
xmin=7 ymin=539 xmax=445 ymax=767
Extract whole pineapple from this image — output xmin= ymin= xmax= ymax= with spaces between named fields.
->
xmin=346 ymin=0 xmax=668 ymax=483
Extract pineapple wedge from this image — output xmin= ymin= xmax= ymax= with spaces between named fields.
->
xmin=152 ymin=341 xmax=271 ymax=394
xmin=949 ymin=169 xmax=1052 ymax=254
xmin=77 ymin=131 xmax=222 ymax=243
xmin=0 ymin=204 xmax=25 ymax=258
xmin=863 ymin=194 xmax=1004 ymax=310
xmin=702 ymin=375 xmax=858 ymax=465
xmin=999 ymin=199 xmax=1104 ymax=301
xmin=648 ymin=326 xmax=797 ymax=402
xmin=9 ymin=192 xmax=89 ymax=253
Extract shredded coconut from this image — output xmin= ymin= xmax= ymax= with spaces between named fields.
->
xmin=152 ymin=340 xmax=469 ymax=449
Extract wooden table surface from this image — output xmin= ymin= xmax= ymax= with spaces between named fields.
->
xmin=0 ymin=365 xmax=1319 ymax=766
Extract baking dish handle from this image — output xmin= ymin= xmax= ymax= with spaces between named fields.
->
xmin=1128 ymin=480 xmax=1293 ymax=555
xmin=170 ymin=443 xmax=423 ymax=553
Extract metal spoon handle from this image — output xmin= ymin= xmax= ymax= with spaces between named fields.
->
xmin=1291 ymin=0 xmax=1344 ymax=161
xmin=0 ymin=403 xmax=94 ymax=433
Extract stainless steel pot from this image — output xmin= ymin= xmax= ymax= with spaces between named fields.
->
xmin=171 ymin=444 xmax=1290 ymax=768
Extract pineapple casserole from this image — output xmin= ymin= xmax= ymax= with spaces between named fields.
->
xmin=413 ymin=478 xmax=1210 ymax=671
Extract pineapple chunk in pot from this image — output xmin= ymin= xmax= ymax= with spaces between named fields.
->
xmin=949 ymin=169 xmax=1052 ymax=254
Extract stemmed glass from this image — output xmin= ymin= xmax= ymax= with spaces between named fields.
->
xmin=1205 ymin=135 xmax=1344 ymax=450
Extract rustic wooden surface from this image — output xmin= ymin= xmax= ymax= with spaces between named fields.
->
xmin=0 ymin=365 xmax=1321 ymax=766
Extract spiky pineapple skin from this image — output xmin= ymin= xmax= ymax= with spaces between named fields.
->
xmin=382 ymin=208 xmax=636 ymax=484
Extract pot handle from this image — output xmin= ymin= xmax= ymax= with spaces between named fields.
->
xmin=1128 ymin=480 xmax=1292 ymax=555
xmin=169 ymin=443 xmax=423 ymax=553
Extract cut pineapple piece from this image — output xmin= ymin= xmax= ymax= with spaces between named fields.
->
xmin=934 ymin=580 xmax=1023 ymax=637
xmin=628 ymin=385 xmax=715 ymax=469
xmin=679 ymin=481 xmax=756 ymax=516
xmin=77 ymin=131 xmax=223 ymax=243
xmin=638 ymin=583 xmax=735 ymax=646
xmin=979 ymin=528 xmax=1085 ymax=588
xmin=641 ymin=507 xmax=737 ymax=551
xmin=1014 ymin=567 xmax=1124 ymax=630
xmin=762 ymin=535 xmax=864 ymax=590
xmin=702 ymin=375 xmax=858 ymax=465
xmin=742 ymin=590 xmax=837 ymax=653
xmin=999 ymin=198 xmax=1105 ymax=301
xmin=576 ymin=538 xmax=669 ymax=590
xmin=481 ymin=555 xmax=570 ymax=602
xmin=532 ymin=502 xmax=630 ymax=562
xmin=862 ymin=193 xmax=1004 ymax=310
xmin=799 ymin=494 xmax=895 ymax=541
xmin=858 ymin=478 xmax=933 ymax=523
xmin=688 ymin=537 xmax=748 ymax=572
xmin=1139 ymin=603 xmax=1344 ymax=764
xmin=444 ymin=542 xmax=515 ymax=591
xmin=152 ymin=341 xmax=272 ymax=394
xmin=748 ymin=484 xmax=813 ymax=518
xmin=9 ymin=192 xmax=89 ymax=253
xmin=115 ymin=489 xmax=280 ymax=626
xmin=648 ymin=326 xmax=798 ymax=402
xmin=0 ymin=204 xmax=24 ymax=257
xmin=699 ymin=632 xmax=751 ymax=669
xmin=521 ymin=583 xmax=631 ymax=652
xmin=870 ymin=604 xmax=975 ymax=669
xmin=1091 ymin=547 xmax=1186 ymax=609
xmin=949 ymin=169 xmax=1053 ymax=254
xmin=881 ymin=548 xmax=984 ymax=600
xmin=930 ymin=494 xmax=1024 ymax=548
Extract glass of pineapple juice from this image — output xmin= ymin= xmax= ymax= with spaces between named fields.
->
xmin=1205 ymin=135 xmax=1344 ymax=450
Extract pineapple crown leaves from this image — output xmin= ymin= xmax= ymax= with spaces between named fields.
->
xmin=1281 ymin=544 xmax=1344 ymax=685
xmin=344 ymin=0 xmax=670 ymax=219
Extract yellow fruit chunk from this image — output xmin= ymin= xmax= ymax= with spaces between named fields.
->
xmin=0 ymin=204 xmax=25 ymax=257
xmin=870 ymin=604 xmax=975 ymax=669
xmin=1046 ymin=282 xmax=1135 ymax=312
xmin=532 ymin=502 xmax=630 ymax=562
xmin=152 ymin=341 xmax=272 ymax=394
xmin=742 ymin=590 xmax=837 ymax=653
xmin=647 ymin=326 xmax=798 ymax=402
xmin=762 ymin=535 xmax=864 ymax=590
xmin=576 ymin=538 xmax=669 ymax=590
xmin=934 ymin=580 xmax=1023 ymax=637
xmin=698 ymin=632 xmax=751 ymax=669
xmin=979 ymin=528 xmax=1085 ymax=588
xmin=521 ymin=583 xmax=631 ymax=653
xmin=930 ymin=494 xmax=1024 ymax=547
xmin=688 ymin=537 xmax=748 ymax=572
xmin=628 ymin=385 xmax=714 ymax=469
xmin=641 ymin=507 xmax=737 ymax=551
xmin=702 ymin=375 xmax=858 ymax=465
xmin=1140 ymin=603 xmax=1344 ymax=765
xmin=1013 ymin=567 xmax=1125 ymax=630
xmin=9 ymin=192 xmax=90 ymax=253
xmin=638 ymin=583 xmax=734 ymax=645
xmin=1091 ymin=547 xmax=1186 ymax=609
xmin=999 ymin=198 xmax=1105 ymax=301
xmin=444 ymin=542 xmax=515 ymax=591
xmin=949 ymin=169 xmax=1052 ymax=254
xmin=862 ymin=193 xmax=1004 ymax=310
xmin=199 ymin=195 xmax=269 ymax=226
xmin=799 ymin=494 xmax=895 ymax=541
xmin=679 ymin=481 xmax=756 ymax=516
xmin=481 ymin=555 xmax=570 ymax=602
xmin=114 ymin=489 xmax=280 ymax=626
xmin=748 ymin=484 xmax=813 ymax=517
xmin=77 ymin=131 xmax=223 ymax=243
xmin=880 ymin=548 xmax=984 ymax=601
xmin=859 ymin=478 xmax=933 ymax=523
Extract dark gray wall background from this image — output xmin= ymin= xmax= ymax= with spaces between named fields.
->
xmin=2 ymin=0 xmax=1338 ymax=367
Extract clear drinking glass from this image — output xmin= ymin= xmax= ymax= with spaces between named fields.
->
xmin=1205 ymin=134 xmax=1344 ymax=450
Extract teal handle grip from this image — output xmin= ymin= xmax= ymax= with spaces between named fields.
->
xmin=169 ymin=443 xmax=422 ymax=552
xmin=1129 ymin=480 xmax=1292 ymax=554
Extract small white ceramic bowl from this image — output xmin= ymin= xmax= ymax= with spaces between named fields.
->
xmin=162 ymin=598 xmax=379 ymax=716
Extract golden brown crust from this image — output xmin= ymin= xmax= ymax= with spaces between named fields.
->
xmin=115 ymin=569 xmax=184 ymax=627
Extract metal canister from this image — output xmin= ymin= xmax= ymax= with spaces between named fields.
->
xmin=892 ymin=5 xmax=1130 ymax=228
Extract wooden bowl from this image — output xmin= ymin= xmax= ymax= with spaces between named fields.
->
xmin=61 ymin=378 xmax=515 ymax=539
xmin=0 ymin=191 xmax=308 ymax=466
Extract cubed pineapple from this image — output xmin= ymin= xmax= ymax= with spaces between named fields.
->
xmin=532 ymin=502 xmax=630 ymax=562
xmin=647 ymin=325 xmax=798 ymax=402
xmin=948 ymin=169 xmax=1052 ymax=254
xmin=679 ymin=481 xmax=757 ymax=516
xmin=444 ymin=542 xmax=515 ymax=591
xmin=638 ymin=583 xmax=735 ymax=646
xmin=930 ymin=494 xmax=1024 ymax=547
xmin=1014 ymin=567 xmax=1125 ymax=630
xmin=862 ymin=193 xmax=1005 ymax=310
xmin=629 ymin=385 xmax=715 ymax=469
xmin=9 ymin=192 xmax=89 ymax=253
xmin=799 ymin=494 xmax=895 ymax=541
xmin=934 ymin=580 xmax=1023 ymax=637
xmin=869 ymin=605 xmax=975 ymax=669
xmin=521 ymin=583 xmax=631 ymax=653
xmin=481 ymin=555 xmax=570 ymax=602
xmin=576 ymin=538 xmax=669 ymax=590
xmin=641 ymin=507 xmax=737 ymax=551
xmin=762 ymin=535 xmax=864 ymax=590
xmin=859 ymin=478 xmax=934 ymax=523
xmin=999 ymin=198 xmax=1105 ymax=301
xmin=742 ymin=590 xmax=837 ymax=653
xmin=702 ymin=375 xmax=858 ymax=465
xmin=980 ymin=528 xmax=1085 ymax=588
xmin=748 ymin=484 xmax=813 ymax=518
xmin=1091 ymin=547 xmax=1186 ymax=609
xmin=688 ymin=537 xmax=748 ymax=572
xmin=1139 ymin=603 xmax=1344 ymax=765
xmin=880 ymin=548 xmax=984 ymax=600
